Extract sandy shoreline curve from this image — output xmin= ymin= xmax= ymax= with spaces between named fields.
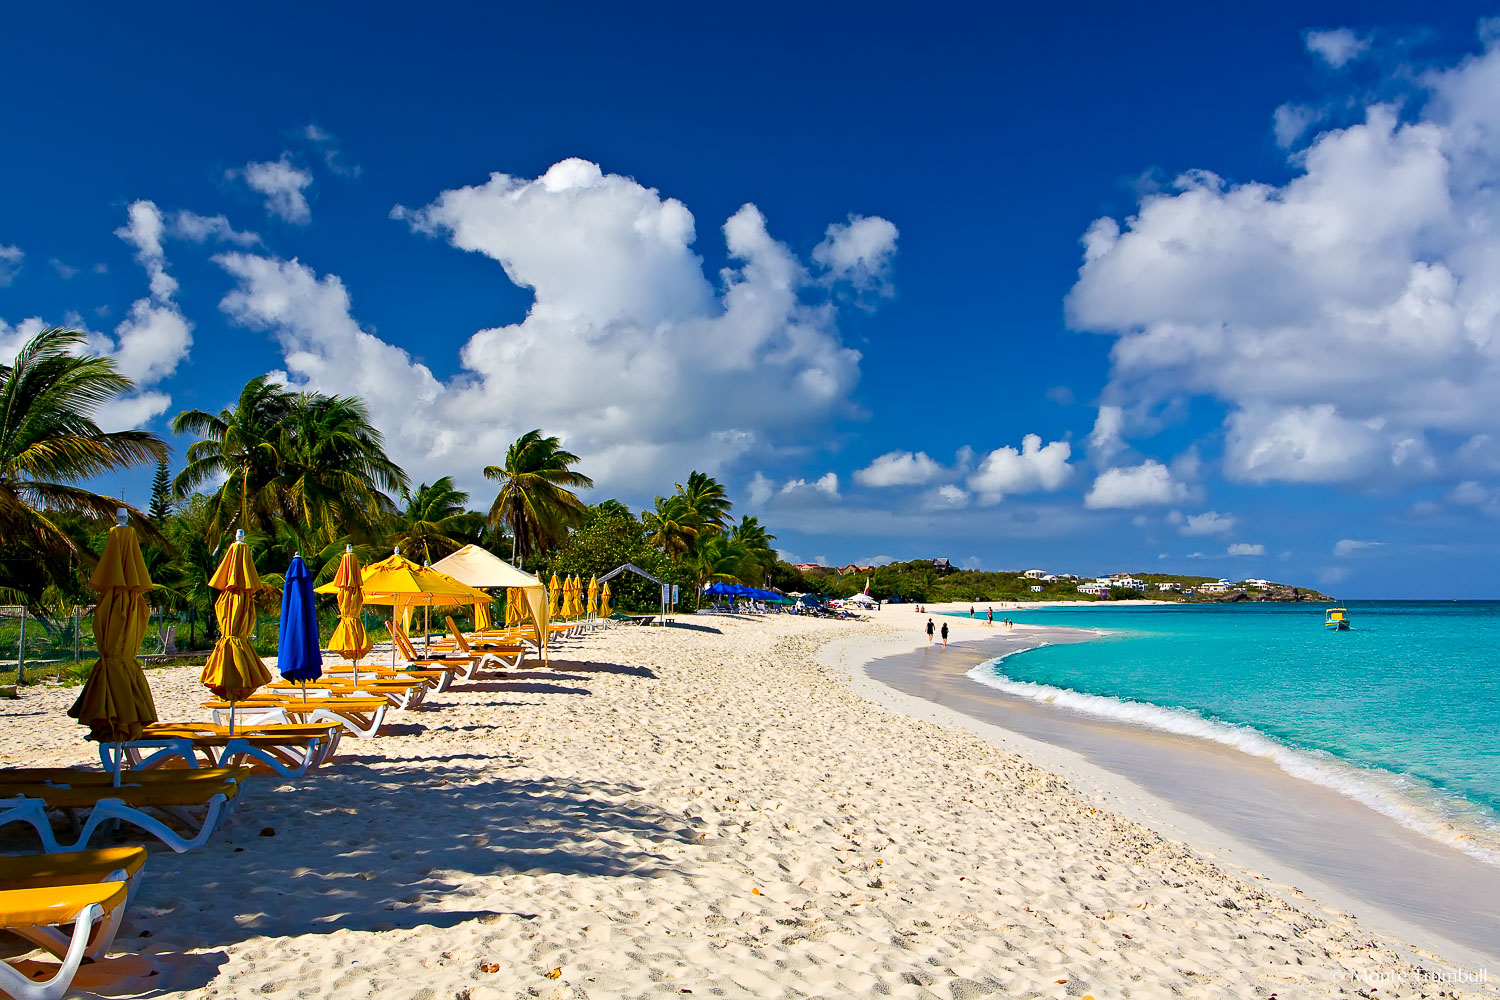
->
xmin=1 ymin=611 xmax=1494 ymax=998
xmin=836 ymin=607 xmax=1500 ymax=969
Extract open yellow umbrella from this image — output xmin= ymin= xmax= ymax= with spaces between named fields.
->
xmin=201 ymin=529 xmax=272 ymax=730
xmin=548 ymin=574 xmax=562 ymax=617
xmin=68 ymin=511 xmax=157 ymax=774
xmin=587 ymin=576 xmax=599 ymax=618
xmin=600 ymin=582 xmax=612 ymax=618
xmin=327 ymin=549 xmax=487 ymax=657
xmin=327 ymin=545 xmax=371 ymax=681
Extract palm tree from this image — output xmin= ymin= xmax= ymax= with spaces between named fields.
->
xmin=686 ymin=534 xmax=750 ymax=608
xmin=642 ymin=494 xmax=700 ymax=560
xmin=676 ymin=471 xmax=732 ymax=536
xmin=0 ymin=328 xmax=166 ymax=604
xmin=389 ymin=476 xmax=478 ymax=563
xmin=729 ymin=515 xmax=778 ymax=580
xmin=171 ymin=376 xmax=295 ymax=538
xmin=483 ymin=430 xmax=593 ymax=569
xmin=277 ymin=393 xmax=407 ymax=545
xmin=174 ymin=381 xmax=407 ymax=551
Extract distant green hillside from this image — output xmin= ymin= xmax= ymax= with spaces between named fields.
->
xmin=781 ymin=560 xmax=1329 ymax=604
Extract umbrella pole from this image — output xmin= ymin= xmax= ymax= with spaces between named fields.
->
xmin=424 ymin=605 xmax=430 ymax=656
xmin=112 ymin=740 xmax=123 ymax=786
xmin=228 ymin=700 xmax=236 ymax=736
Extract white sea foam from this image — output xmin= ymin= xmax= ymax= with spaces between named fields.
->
xmin=967 ymin=656 xmax=1500 ymax=868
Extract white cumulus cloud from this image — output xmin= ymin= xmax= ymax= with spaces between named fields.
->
xmin=1227 ymin=542 xmax=1266 ymax=556
xmin=1333 ymin=538 xmax=1383 ymax=556
xmin=236 ymin=154 xmax=314 ymax=224
xmin=0 ymin=245 xmax=21 ymax=286
xmin=1305 ymin=28 xmax=1369 ymax=68
xmin=781 ymin=472 xmax=840 ymax=500
xmin=218 ymin=158 xmax=892 ymax=495
xmin=169 ymin=211 xmax=259 ymax=246
xmin=1084 ymin=460 xmax=1188 ymax=509
xmin=1067 ymin=29 xmax=1500 ymax=491
xmin=1174 ymin=510 xmax=1236 ymax=535
xmin=967 ymin=434 xmax=1073 ymax=504
xmin=812 ymin=215 xmax=898 ymax=294
xmin=854 ymin=450 xmax=941 ymax=487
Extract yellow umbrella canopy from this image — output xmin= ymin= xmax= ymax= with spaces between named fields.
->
xmin=67 ymin=516 xmax=158 ymax=743
xmin=327 ymin=547 xmax=371 ymax=663
xmin=587 ymin=576 xmax=599 ymax=616
xmin=201 ymin=532 xmax=272 ymax=702
xmin=548 ymin=574 xmax=562 ymax=617
xmin=600 ymin=582 xmax=612 ymax=618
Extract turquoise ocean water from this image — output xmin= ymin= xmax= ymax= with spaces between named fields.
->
xmin=956 ymin=602 xmax=1500 ymax=864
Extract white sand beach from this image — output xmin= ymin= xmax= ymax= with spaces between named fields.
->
xmin=2 ymin=611 xmax=1493 ymax=999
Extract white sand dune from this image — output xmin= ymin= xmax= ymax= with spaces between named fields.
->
xmin=1 ymin=612 xmax=1491 ymax=998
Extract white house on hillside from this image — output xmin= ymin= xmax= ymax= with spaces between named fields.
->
xmin=1077 ymin=583 xmax=1111 ymax=597
xmin=1023 ymin=569 xmax=1046 ymax=579
xmin=1157 ymin=581 xmax=1180 ymax=592
xmin=1245 ymin=578 xmax=1272 ymax=589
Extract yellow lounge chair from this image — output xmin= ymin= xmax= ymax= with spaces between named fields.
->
xmin=0 ymin=770 xmax=246 ymax=853
xmin=390 ymin=626 xmax=486 ymax=681
xmin=267 ymin=674 xmax=429 ymax=710
xmin=202 ymin=695 xmax=390 ymax=739
xmin=429 ymin=616 xmax=527 ymax=670
xmin=107 ymin=722 xmax=342 ymax=776
xmin=0 ymin=847 xmax=146 ymax=962
xmin=0 ymin=882 xmax=129 ymax=1000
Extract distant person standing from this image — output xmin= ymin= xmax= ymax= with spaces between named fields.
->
xmin=926 ymin=618 xmax=935 ymax=644
xmin=940 ymin=621 xmax=949 ymax=649
xmin=969 ymin=606 xmax=975 ymax=618
xmin=987 ymin=607 xmax=994 ymax=626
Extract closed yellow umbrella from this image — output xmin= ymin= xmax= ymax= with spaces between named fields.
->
xmin=548 ymin=574 xmax=562 ymax=617
xmin=569 ymin=576 xmax=583 ymax=618
xmin=503 ymin=587 xmax=519 ymax=628
xmin=201 ymin=530 xmax=272 ymax=729
xmin=327 ymin=545 xmax=371 ymax=679
xmin=600 ymin=582 xmax=612 ymax=618
xmin=474 ymin=598 xmax=492 ymax=631
xmin=587 ymin=576 xmax=599 ymax=617
xmin=68 ymin=511 xmax=157 ymax=761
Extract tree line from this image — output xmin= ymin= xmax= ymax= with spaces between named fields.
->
xmin=1 ymin=327 xmax=791 ymax=637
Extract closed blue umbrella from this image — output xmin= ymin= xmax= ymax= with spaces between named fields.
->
xmin=278 ymin=554 xmax=324 ymax=692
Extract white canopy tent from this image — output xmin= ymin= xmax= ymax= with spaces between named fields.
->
xmin=431 ymin=545 xmax=550 ymax=657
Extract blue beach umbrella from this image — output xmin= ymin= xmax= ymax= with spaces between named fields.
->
xmin=278 ymin=554 xmax=324 ymax=692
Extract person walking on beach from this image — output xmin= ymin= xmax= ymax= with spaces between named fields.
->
xmin=987 ymin=607 xmax=994 ymax=626
xmin=969 ymin=606 xmax=975 ymax=618
xmin=925 ymin=618 xmax=935 ymax=644
xmin=940 ymin=621 xmax=949 ymax=649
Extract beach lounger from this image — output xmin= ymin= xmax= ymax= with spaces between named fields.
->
xmin=266 ymin=674 xmax=428 ymax=710
xmin=0 ymin=881 xmax=130 ymax=1000
xmin=203 ymin=696 xmax=390 ymax=740
xmin=0 ymin=846 xmax=146 ymax=963
xmin=103 ymin=722 xmax=341 ymax=776
xmin=322 ymin=658 xmax=458 ymax=693
xmin=390 ymin=627 xmax=484 ymax=681
xmin=0 ymin=768 xmax=247 ymax=853
xmin=430 ymin=616 xmax=526 ymax=669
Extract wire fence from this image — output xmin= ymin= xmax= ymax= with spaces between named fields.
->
xmin=0 ymin=605 xmax=404 ymax=687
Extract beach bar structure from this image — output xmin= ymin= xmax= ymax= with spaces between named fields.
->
xmin=598 ymin=563 xmax=674 ymax=624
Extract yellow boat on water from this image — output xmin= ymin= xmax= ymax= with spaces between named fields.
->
xmin=1324 ymin=607 xmax=1351 ymax=631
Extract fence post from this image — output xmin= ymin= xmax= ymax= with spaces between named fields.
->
xmin=16 ymin=607 xmax=25 ymax=685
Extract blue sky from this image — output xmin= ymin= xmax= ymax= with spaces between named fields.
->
xmin=5 ymin=2 xmax=1500 ymax=597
